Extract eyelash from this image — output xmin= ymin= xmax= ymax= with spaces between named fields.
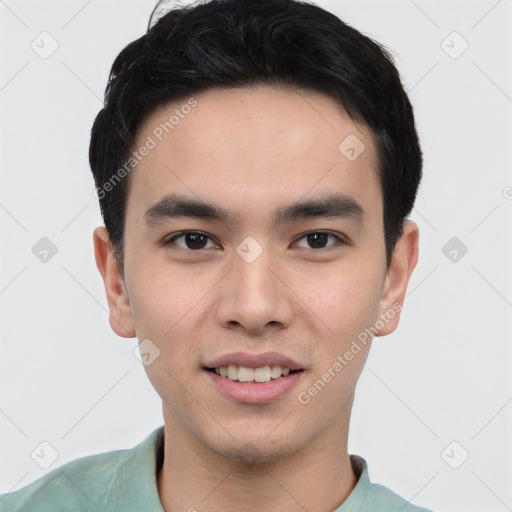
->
xmin=163 ymin=230 xmax=348 ymax=251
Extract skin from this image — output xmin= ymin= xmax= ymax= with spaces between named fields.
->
xmin=93 ymin=85 xmax=419 ymax=512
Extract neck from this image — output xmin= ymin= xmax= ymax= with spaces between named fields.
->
xmin=157 ymin=413 xmax=358 ymax=512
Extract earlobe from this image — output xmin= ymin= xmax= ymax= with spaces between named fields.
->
xmin=374 ymin=220 xmax=419 ymax=337
xmin=93 ymin=227 xmax=136 ymax=338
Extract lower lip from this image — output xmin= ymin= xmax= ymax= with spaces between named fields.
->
xmin=203 ymin=369 xmax=305 ymax=404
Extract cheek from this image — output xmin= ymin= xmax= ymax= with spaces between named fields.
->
xmin=296 ymin=263 xmax=383 ymax=343
xmin=125 ymin=259 xmax=207 ymax=350
xmin=127 ymin=269 xmax=204 ymax=389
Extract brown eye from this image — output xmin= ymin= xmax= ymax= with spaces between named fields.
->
xmin=184 ymin=233 xmax=208 ymax=249
xmin=306 ymin=232 xmax=329 ymax=249
xmin=165 ymin=231 xmax=217 ymax=250
xmin=295 ymin=231 xmax=344 ymax=250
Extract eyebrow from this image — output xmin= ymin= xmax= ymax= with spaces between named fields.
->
xmin=143 ymin=192 xmax=365 ymax=227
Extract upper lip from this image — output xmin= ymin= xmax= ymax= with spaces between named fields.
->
xmin=203 ymin=351 xmax=304 ymax=371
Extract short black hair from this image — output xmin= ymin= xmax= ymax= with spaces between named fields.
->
xmin=89 ymin=0 xmax=422 ymax=277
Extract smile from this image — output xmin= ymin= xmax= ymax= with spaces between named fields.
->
xmin=207 ymin=364 xmax=302 ymax=384
xmin=203 ymin=366 xmax=305 ymax=404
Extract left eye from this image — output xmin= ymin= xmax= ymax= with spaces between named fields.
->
xmin=294 ymin=231 xmax=344 ymax=250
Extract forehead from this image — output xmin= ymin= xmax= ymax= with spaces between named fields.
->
xmin=126 ymin=85 xmax=381 ymax=226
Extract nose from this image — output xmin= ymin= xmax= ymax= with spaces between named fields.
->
xmin=215 ymin=247 xmax=294 ymax=336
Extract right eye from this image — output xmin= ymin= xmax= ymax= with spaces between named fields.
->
xmin=164 ymin=231 xmax=220 ymax=251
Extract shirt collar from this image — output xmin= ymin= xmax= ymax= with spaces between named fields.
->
xmin=332 ymin=454 xmax=373 ymax=511
xmin=107 ymin=425 xmax=165 ymax=511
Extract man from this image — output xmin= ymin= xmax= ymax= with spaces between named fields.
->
xmin=0 ymin=0 xmax=434 ymax=510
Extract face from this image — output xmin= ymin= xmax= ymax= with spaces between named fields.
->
xmin=94 ymin=85 xmax=418 ymax=463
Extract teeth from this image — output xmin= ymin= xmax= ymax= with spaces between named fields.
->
xmin=213 ymin=364 xmax=296 ymax=383
xmin=227 ymin=364 xmax=238 ymax=380
xmin=270 ymin=365 xmax=281 ymax=378
xmin=254 ymin=366 xmax=271 ymax=383
xmin=238 ymin=367 xmax=254 ymax=382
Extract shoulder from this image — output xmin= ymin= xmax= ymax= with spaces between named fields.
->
xmin=342 ymin=455 xmax=436 ymax=512
xmin=365 ymin=482 xmax=434 ymax=512
xmin=0 ymin=426 xmax=166 ymax=512
xmin=0 ymin=447 xmax=130 ymax=512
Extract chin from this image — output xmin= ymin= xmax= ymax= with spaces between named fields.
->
xmin=221 ymin=443 xmax=288 ymax=465
xmin=208 ymin=431 xmax=308 ymax=465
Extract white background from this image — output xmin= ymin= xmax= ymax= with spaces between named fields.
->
xmin=1 ymin=1 xmax=511 ymax=511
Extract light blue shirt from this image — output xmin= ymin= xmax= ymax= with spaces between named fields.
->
xmin=0 ymin=426 xmax=434 ymax=511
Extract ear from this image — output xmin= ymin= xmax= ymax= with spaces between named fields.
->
xmin=93 ymin=226 xmax=136 ymax=338
xmin=374 ymin=220 xmax=419 ymax=337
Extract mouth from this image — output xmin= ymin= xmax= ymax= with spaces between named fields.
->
xmin=202 ymin=364 xmax=306 ymax=404
xmin=203 ymin=364 xmax=304 ymax=384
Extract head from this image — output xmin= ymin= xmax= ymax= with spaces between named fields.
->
xmin=91 ymin=0 xmax=421 ymax=462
